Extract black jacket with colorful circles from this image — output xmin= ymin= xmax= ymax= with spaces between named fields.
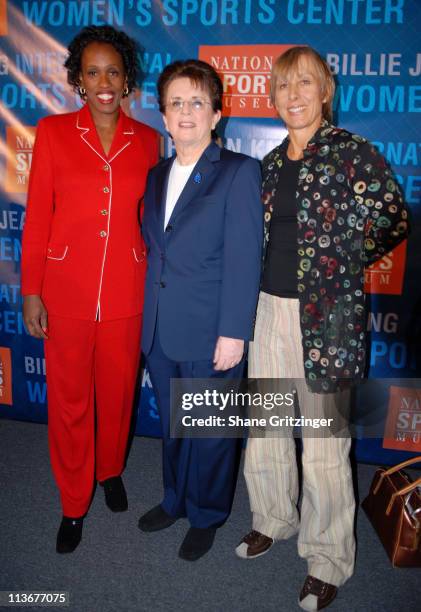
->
xmin=262 ymin=121 xmax=410 ymax=393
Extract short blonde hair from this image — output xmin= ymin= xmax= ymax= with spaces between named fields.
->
xmin=270 ymin=46 xmax=335 ymax=122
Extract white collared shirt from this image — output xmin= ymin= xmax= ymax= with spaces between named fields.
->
xmin=164 ymin=158 xmax=196 ymax=229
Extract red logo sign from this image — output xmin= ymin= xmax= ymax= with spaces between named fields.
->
xmin=5 ymin=126 xmax=36 ymax=194
xmin=199 ymin=44 xmax=296 ymax=118
xmin=0 ymin=347 xmax=12 ymax=405
xmin=364 ymin=241 xmax=407 ymax=295
xmin=0 ymin=0 xmax=7 ymax=36
xmin=383 ymin=385 xmax=421 ymax=452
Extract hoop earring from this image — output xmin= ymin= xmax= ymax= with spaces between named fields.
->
xmin=123 ymin=85 xmax=129 ymax=96
xmin=78 ymin=86 xmax=86 ymax=97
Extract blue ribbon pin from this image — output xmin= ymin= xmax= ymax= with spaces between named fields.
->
xmin=193 ymin=172 xmax=202 ymax=184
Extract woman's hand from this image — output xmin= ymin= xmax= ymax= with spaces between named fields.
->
xmin=23 ymin=295 xmax=48 ymax=339
xmin=213 ymin=336 xmax=244 ymax=371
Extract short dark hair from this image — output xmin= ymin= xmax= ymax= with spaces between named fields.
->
xmin=64 ymin=25 xmax=139 ymax=97
xmin=157 ymin=59 xmax=223 ymax=113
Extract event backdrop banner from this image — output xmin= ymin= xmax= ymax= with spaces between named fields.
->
xmin=0 ymin=0 xmax=420 ymax=464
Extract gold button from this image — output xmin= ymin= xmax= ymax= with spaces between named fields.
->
xmin=103 ymin=164 xmax=109 ymax=171
xmin=100 ymin=230 xmax=107 ymax=238
xmin=101 ymin=209 xmax=108 ymax=216
xmin=103 ymin=186 xmax=110 ymax=193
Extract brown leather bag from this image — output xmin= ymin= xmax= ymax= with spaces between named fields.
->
xmin=362 ymin=456 xmax=421 ymax=567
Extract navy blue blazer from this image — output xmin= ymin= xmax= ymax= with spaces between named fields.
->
xmin=141 ymin=140 xmax=263 ymax=361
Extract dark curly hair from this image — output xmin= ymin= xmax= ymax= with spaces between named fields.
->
xmin=64 ymin=25 xmax=139 ymax=97
xmin=157 ymin=59 xmax=223 ymax=113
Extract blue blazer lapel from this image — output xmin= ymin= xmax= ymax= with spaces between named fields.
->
xmin=155 ymin=157 xmax=174 ymax=231
xmin=166 ymin=141 xmax=221 ymax=227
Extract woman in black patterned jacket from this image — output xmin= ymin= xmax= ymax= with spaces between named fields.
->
xmin=235 ymin=46 xmax=409 ymax=611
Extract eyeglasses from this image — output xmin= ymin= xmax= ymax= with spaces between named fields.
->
xmin=166 ymin=98 xmax=212 ymax=112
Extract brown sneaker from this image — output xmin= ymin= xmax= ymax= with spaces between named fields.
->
xmin=235 ymin=529 xmax=274 ymax=559
xmin=298 ymin=575 xmax=338 ymax=611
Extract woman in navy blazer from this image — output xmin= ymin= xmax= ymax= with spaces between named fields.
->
xmin=138 ymin=59 xmax=263 ymax=560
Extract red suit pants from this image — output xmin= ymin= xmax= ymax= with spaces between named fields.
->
xmin=44 ymin=314 xmax=142 ymax=517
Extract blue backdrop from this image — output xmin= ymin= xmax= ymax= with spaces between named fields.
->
xmin=0 ymin=0 xmax=420 ymax=465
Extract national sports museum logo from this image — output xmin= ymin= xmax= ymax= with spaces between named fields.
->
xmin=383 ymin=385 xmax=421 ymax=452
xmin=5 ymin=126 xmax=36 ymax=193
xmin=364 ymin=241 xmax=407 ymax=295
xmin=0 ymin=347 xmax=12 ymax=405
xmin=199 ymin=44 xmax=295 ymax=118
xmin=0 ymin=0 xmax=8 ymax=36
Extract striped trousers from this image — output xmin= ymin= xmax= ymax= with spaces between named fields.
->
xmin=244 ymin=292 xmax=355 ymax=586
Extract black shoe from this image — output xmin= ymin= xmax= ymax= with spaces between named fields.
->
xmin=100 ymin=476 xmax=128 ymax=512
xmin=178 ymin=527 xmax=216 ymax=561
xmin=138 ymin=505 xmax=177 ymax=532
xmin=56 ymin=516 xmax=83 ymax=554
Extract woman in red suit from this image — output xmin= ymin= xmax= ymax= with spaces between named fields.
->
xmin=21 ymin=25 xmax=158 ymax=553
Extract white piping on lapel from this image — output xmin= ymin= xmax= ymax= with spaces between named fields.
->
xmin=76 ymin=111 xmax=108 ymax=165
xmin=75 ymin=111 xmax=133 ymax=164
xmin=109 ymin=123 xmax=134 ymax=163
xmin=108 ymin=142 xmax=131 ymax=163
xmin=76 ymin=111 xmax=89 ymax=131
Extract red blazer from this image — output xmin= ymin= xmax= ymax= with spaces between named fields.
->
xmin=21 ymin=104 xmax=159 ymax=321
